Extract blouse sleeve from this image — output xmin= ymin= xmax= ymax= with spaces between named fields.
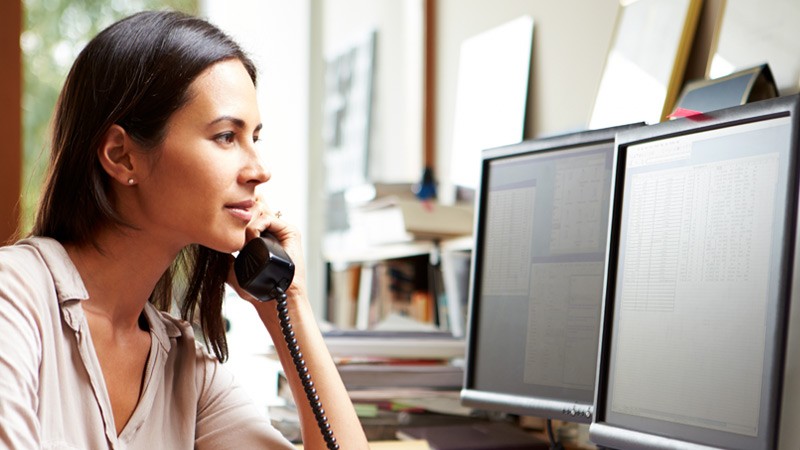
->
xmin=193 ymin=345 xmax=295 ymax=450
xmin=0 ymin=255 xmax=44 ymax=449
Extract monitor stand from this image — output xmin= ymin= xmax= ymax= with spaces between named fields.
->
xmin=396 ymin=421 xmax=550 ymax=450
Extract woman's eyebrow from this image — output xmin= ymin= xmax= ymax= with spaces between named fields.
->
xmin=209 ymin=115 xmax=245 ymax=128
xmin=208 ymin=116 xmax=263 ymax=133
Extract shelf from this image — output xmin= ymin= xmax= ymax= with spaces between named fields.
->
xmin=324 ymin=231 xmax=437 ymax=268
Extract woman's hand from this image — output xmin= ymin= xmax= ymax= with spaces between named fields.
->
xmin=226 ymin=199 xmax=307 ymax=303
xmin=226 ymin=201 xmax=370 ymax=449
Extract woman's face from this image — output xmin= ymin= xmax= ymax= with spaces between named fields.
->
xmin=133 ymin=59 xmax=268 ymax=253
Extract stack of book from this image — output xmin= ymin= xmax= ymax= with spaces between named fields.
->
xmin=328 ymin=329 xmax=468 ymax=424
xmin=335 ymin=356 xmax=464 ymax=390
xmin=323 ymin=329 xmax=466 ymax=360
xmin=347 ymin=195 xmax=474 ymax=246
xmin=272 ymin=330 xmax=470 ymax=442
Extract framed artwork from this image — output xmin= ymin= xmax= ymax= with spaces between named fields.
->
xmin=707 ymin=0 xmax=800 ymax=95
xmin=323 ymin=29 xmax=377 ymax=194
xmin=589 ymin=0 xmax=702 ymax=129
xmin=442 ymin=15 xmax=533 ymax=204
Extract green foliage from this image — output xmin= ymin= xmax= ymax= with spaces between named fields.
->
xmin=20 ymin=0 xmax=198 ymax=234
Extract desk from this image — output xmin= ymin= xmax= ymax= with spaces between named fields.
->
xmin=395 ymin=421 xmax=549 ymax=450
xmin=273 ymin=377 xmax=594 ymax=449
xmin=296 ymin=440 xmax=429 ymax=449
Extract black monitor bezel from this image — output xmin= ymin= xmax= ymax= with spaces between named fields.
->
xmin=591 ymin=94 xmax=800 ymax=450
xmin=461 ymin=123 xmax=643 ymax=424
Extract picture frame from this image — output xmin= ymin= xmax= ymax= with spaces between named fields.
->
xmin=589 ymin=0 xmax=702 ymax=129
xmin=322 ymin=29 xmax=377 ymax=194
xmin=442 ymin=15 xmax=533 ymax=204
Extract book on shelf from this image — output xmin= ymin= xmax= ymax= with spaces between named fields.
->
xmin=430 ymin=260 xmax=450 ymax=332
xmin=335 ymin=357 xmax=464 ymax=390
xmin=342 ymin=255 xmax=443 ymax=332
xmin=348 ymin=387 xmax=475 ymax=419
xmin=366 ymin=257 xmax=436 ymax=330
xmin=327 ymin=264 xmax=361 ymax=329
xmin=439 ymin=239 xmax=473 ymax=338
xmin=323 ymin=235 xmax=472 ymax=341
xmin=322 ymin=329 xmax=466 ymax=360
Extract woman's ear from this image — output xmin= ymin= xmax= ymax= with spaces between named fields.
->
xmin=98 ymin=124 xmax=138 ymax=185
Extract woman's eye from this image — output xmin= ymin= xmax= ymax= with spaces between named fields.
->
xmin=215 ymin=132 xmax=235 ymax=145
xmin=253 ymin=134 xmax=261 ymax=144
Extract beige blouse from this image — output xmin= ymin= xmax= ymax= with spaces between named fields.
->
xmin=0 ymin=237 xmax=295 ymax=449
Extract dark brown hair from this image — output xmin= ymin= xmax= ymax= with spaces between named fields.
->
xmin=32 ymin=10 xmax=258 ymax=362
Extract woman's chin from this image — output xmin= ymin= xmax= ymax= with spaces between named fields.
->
xmin=204 ymin=234 xmax=247 ymax=254
xmin=228 ymin=237 xmax=249 ymax=254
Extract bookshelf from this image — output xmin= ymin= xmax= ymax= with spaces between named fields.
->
xmin=323 ymin=222 xmax=476 ymax=334
xmin=324 ymin=235 xmax=441 ymax=331
xmin=294 ymin=232 xmax=475 ymax=443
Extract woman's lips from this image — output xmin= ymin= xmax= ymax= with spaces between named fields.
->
xmin=225 ymin=200 xmax=255 ymax=222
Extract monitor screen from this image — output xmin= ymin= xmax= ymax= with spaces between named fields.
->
xmin=591 ymin=95 xmax=800 ymax=450
xmin=461 ymin=124 xmax=642 ymax=423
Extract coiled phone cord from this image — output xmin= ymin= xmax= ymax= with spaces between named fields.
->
xmin=275 ymin=288 xmax=339 ymax=450
xmin=546 ymin=419 xmax=564 ymax=450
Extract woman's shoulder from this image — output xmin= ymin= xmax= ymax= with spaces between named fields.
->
xmin=2 ymin=236 xmax=83 ymax=277
xmin=0 ymin=238 xmax=77 ymax=366
xmin=0 ymin=237 xmax=86 ymax=304
xmin=0 ymin=237 xmax=52 ymax=271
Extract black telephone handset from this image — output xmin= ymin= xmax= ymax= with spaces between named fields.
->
xmin=234 ymin=231 xmax=295 ymax=302
xmin=233 ymin=231 xmax=339 ymax=450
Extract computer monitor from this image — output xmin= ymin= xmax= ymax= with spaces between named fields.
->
xmin=461 ymin=123 xmax=643 ymax=424
xmin=591 ymin=94 xmax=800 ymax=450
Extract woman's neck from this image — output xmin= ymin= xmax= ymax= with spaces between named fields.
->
xmin=64 ymin=227 xmax=180 ymax=331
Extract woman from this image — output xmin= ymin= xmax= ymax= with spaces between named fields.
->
xmin=0 ymin=10 xmax=368 ymax=450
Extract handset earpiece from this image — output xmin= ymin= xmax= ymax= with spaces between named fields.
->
xmin=234 ymin=231 xmax=295 ymax=302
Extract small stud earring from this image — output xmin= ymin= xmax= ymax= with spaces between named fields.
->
xmin=127 ymin=178 xmax=135 ymax=185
